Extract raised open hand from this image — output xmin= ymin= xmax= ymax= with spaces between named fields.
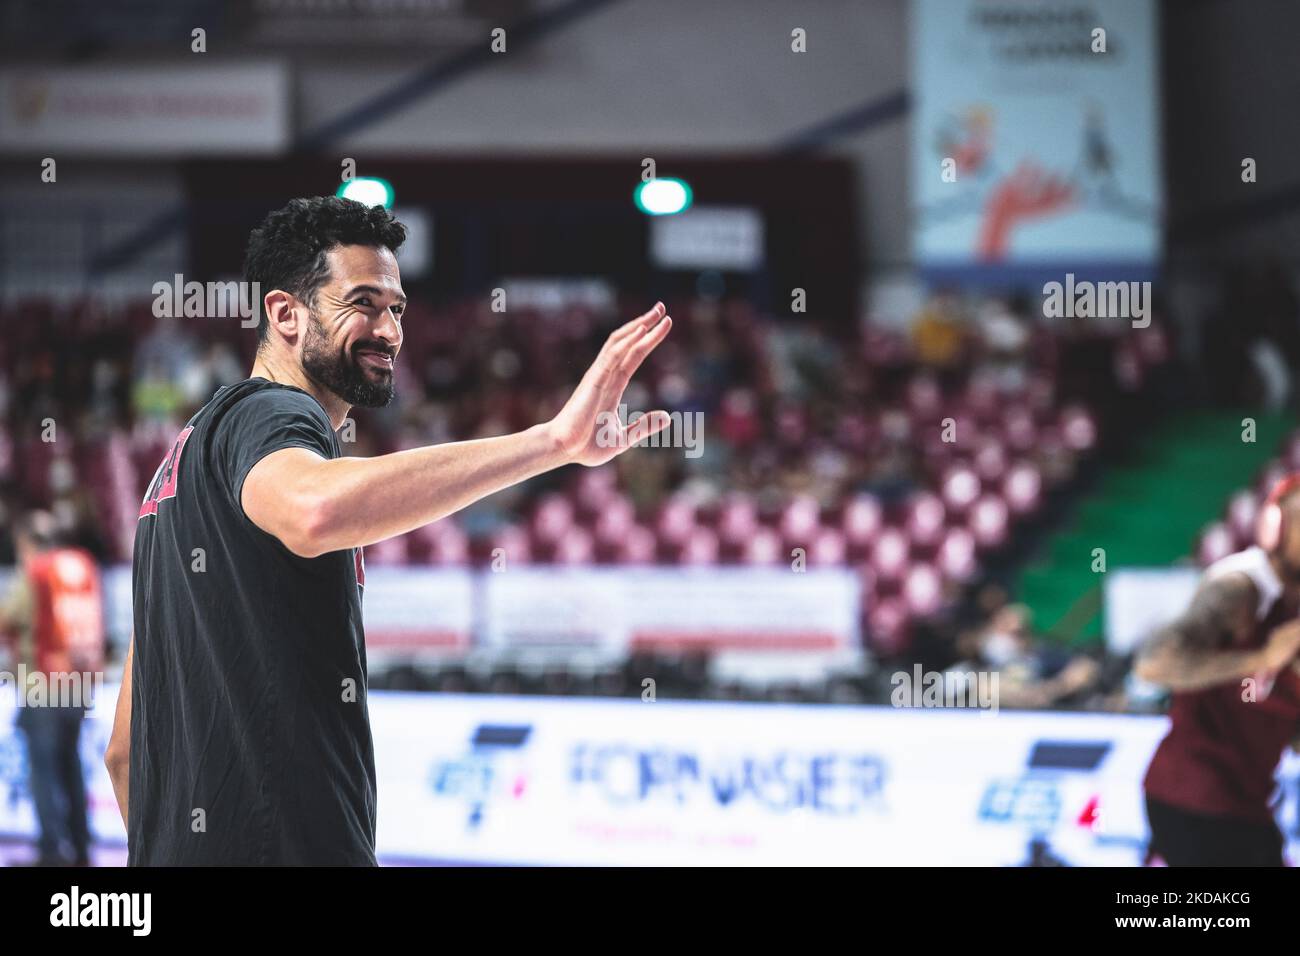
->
xmin=546 ymin=302 xmax=674 ymax=467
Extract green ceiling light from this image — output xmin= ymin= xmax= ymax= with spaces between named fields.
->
xmin=635 ymin=177 xmax=693 ymax=216
xmin=337 ymin=177 xmax=395 ymax=209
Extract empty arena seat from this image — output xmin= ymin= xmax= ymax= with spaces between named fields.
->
xmin=429 ymin=523 xmax=470 ymax=566
xmin=1059 ymin=404 xmax=1098 ymax=451
xmin=779 ymin=493 xmax=822 ymax=547
xmin=679 ymin=526 xmax=721 ymax=566
xmin=716 ymin=492 xmax=760 ymax=546
xmin=573 ymin=467 xmax=619 ymax=515
xmin=1002 ymin=461 xmax=1043 ymax=515
xmin=593 ymin=495 xmax=637 ymax=545
xmin=972 ymin=437 xmax=1010 ymax=482
xmin=367 ymin=534 xmax=408 ymax=565
xmin=531 ymin=493 xmax=575 ymax=544
xmin=553 ymin=527 xmax=595 ymax=566
xmin=655 ymin=495 xmax=698 ymax=547
xmin=866 ymin=597 xmax=910 ymax=656
xmin=904 ymin=491 xmax=947 ymax=549
xmin=936 ymin=526 xmax=978 ymax=583
xmin=616 ymin=525 xmax=659 ymax=565
xmin=869 ymin=527 xmax=911 ymax=582
xmin=940 ymin=464 xmax=981 ymax=516
xmin=742 ymin=527 xmax=784 ymax=566
xmin=807 ymin=526 xmax=847 ymax=567
xmin=902 ymin=562 xmax=944 ymax=617
xmin=487 ymin=524 xmax=533 ymax=567
xmin=969 ymin=494 xmax=1010 ymax=549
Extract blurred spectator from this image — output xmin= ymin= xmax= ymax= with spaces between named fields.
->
xmin=912 ymin=292 xmax=969 ymax=371
xmin=0 ymin=511 xmax=104 ymax=866
xmin=132 ymin=316 xmax=201 ymax=422
xmin=972 ymin=297 xmax=1032 ymax=393
xmin=946 ymin=604 xmax=1100 ymax=709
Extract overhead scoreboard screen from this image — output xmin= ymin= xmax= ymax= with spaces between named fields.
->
xmin=911 ymin=0 xmax=1161 ymax=283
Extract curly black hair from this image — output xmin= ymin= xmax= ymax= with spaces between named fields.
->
xmin=243 ymin=196 xmax=407 ymax=345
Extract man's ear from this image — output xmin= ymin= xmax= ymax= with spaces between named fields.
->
xmin=262 ymin=290 xmax=303 ymax=345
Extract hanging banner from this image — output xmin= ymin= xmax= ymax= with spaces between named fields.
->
xmin=912 ymin=0 xmax=1161 ymax=281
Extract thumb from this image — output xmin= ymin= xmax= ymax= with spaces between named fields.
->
xmin=624 ymin=410 xmax=672 ymax=448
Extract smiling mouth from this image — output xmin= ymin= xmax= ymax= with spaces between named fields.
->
xmin=355 ymin=350 xmax=394 ymax=371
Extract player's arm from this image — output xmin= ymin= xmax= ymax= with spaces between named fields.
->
xmin=1133 ymin=571 xmax=1300 ymax=691
xmin=243 ymin=304 xmax=673 ymax=558
xmin=105 ymin=635 xmax=133 ymax=828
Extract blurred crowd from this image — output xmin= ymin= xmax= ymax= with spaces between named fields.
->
xmin=0 ymin=282 xmax=1207 ymax=708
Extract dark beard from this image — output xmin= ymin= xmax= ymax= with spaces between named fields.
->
xmin=301 ymin=311 xmax=395 ymax=408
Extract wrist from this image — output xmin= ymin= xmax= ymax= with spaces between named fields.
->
xmin=532 ymin=420 xmax=574 ymax=469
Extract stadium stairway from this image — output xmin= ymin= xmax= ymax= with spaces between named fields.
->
xmin=1014 ymin=410 xmax=1290 ymax=648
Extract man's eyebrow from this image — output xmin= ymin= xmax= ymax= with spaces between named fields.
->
xmin=342 ymin=284 xmax=407 ymax=304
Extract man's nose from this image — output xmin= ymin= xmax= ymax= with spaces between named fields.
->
xmin=374 ymin=309 xmax=402 ymax=349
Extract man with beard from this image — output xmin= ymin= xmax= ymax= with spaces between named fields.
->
xmin=1136 ymin=474 xmax=1300 ymax=866
xmin=105 ymin=197 xmax=673 ymax=865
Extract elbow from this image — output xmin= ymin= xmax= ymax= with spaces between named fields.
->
xmin=284 ymin=494 xmax=338 ymax=559
xmin=1132 ymin=654 xmax=1169 ymax=687
xmin=104 ymin=742 xmax=128 ymax=777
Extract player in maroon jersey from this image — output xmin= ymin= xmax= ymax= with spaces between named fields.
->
xmin=1136 ymin=474 xmax=1300 ymax=865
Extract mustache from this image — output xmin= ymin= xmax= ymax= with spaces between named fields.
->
xmin=351 ymin=342 xmax=396 ymax=358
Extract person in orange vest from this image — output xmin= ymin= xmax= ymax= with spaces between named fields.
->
xmin=0 ymin=510 xmax=105 ymax=866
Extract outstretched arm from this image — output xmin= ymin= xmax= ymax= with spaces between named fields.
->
xmin=1134 ymin=571 xmax=1300 ymax=692
xmin=243 ymin=303 xmax=673 ymax=558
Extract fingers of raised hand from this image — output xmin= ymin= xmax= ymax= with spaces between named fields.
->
xmin=618 ymin=313 xmax=672 ymax=373
xmin=624 ymin=409 xmax=672 ymax=448
xmin=607 ymin=302 xmax=666 ymax=350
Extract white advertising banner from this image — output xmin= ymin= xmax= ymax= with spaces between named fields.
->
xmin=7 ymin=689 xmax=1300 ymax=866
xmin=480 ymin=567 xmax=860 ymax=654
xmin=0 ymin=64 xmax=290 ymax=155
xmin=361 ymin=568 xmax=474 ymax=655
xmin=650 ymin=206 xmax=765 ymax=271
xmin=84 ymin=565 xmax=475 ymax=657
xmin=1104 ymin=567 xmax=1200 ymax=655
xmin=23 ymin=564 xmax=858 ymax=661
xmin=372 ymin=696 xmax=1176 ymax=866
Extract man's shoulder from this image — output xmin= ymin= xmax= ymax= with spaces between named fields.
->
xmin=202 ymin=378 xmax=332 ymax=431
xmin=1203 ymin=546 xmax=1275 ymax=620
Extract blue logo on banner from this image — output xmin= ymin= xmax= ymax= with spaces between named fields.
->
xmin=428 ymin=723 xmax=533 ymax=829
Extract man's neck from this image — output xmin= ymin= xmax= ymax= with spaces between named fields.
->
xmin=249 ymin=353 xmax=351 ymax=431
